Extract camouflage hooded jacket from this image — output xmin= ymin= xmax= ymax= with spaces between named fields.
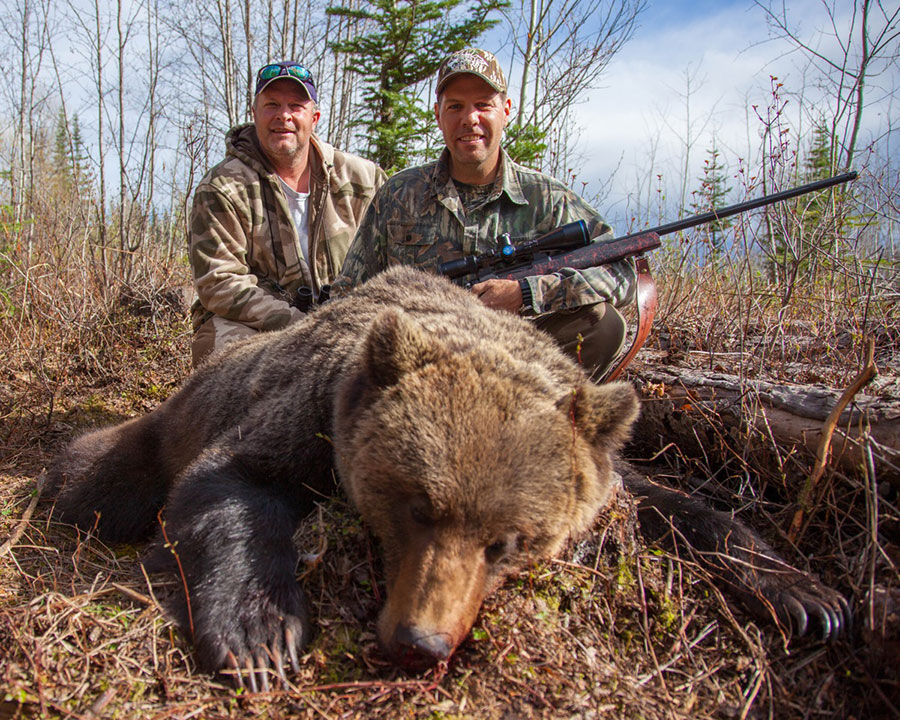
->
xmin=189 ymin=124 xmax=386 ymax=332
xmin=334 ymin=148 xmax=635 ymax=314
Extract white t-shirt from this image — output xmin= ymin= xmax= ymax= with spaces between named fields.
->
xmin=278 ymin=177 xmax=311 ymax=264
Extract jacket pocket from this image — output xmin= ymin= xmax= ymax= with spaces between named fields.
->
xmin=386 ymin=219 xmax=443 ymax=272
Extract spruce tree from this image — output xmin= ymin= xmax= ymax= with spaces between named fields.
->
xmin=691 ymin=140 xmax=732 ymax=255
xmin=503 ymin=122 xmax=548 ymax=169
xmin=799 ymin=119 xmax=864 ymax=272
xmin=327 ymin=0 xmax=506 ymax=173
xmin=52 ymin=108 xmax=76 ymax=194
xmin=70 ymin=116 xmax=92 ymax=195
xmin=768 ymin=119 xmax=849 ymax=286
xmin=798 ymin=120 xmax=836 ymax=235
xmin=51 ymin=109 xmax=93 ymax=199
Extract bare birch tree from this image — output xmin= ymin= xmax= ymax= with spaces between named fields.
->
xmin=0 ymin=0 xmax=51 ymax=257
xmin=323 ymin=0 xmax=362 ymax=148
xmin=755 ymin=0 xmax=900 ymax=170
xmin=503 ymin=0 xmax=645 ymax=175
xmin=62 ymin=0 xmax=112 ymax=278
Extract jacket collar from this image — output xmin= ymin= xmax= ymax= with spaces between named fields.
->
xmin=430 ymin=147 xmax=528 ymax=206
xmin=307 ymin=134 xmax=332 ymax=189
xmin=226 ymin=123 xmax=271 ymax=175
xmin=226 ymin=123 xmax=332 ymax=186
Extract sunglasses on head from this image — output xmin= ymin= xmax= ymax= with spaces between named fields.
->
xmin=257 ymin=62 xmax=313 ymax=84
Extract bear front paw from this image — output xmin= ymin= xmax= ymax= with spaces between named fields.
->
xmin=769 ymin=573 xmax=852 ymax=643
xmin=194 ymin=585 xmax=311 ymax=692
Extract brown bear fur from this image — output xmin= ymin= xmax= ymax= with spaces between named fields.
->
xmin=46 ymin=265 xmax=849 ymax=686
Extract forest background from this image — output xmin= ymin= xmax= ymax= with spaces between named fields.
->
xmin=1 ymin=0 xmax=899 ymax=717
xmin=2 ymin=0 xmax=898 ymax=258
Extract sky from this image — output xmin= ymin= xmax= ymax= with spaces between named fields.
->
xmin=515 ymin=0 xmax=898 ymax=229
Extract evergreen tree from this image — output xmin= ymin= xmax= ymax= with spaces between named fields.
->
xmin=70 ymin=116 xmax=92 ymax=193
xmin=691 ymin=140 xmax=732 ymax=255
xmin=51 ymin=109 xmax=93 ymax=199
xmin=52 ymin=108 xmax=75 ymax=195
xmin=804 ymin=120 xmax=835 ymax=181
xmin=53 ymin=109 xmax=70 ymax=175
xmin=503 ymin=122 xmax=548 ymax=169
xmin=799 ymin=119 xmax=866 ymax=268
xmin=797 ymin=120 xmax=836 ymax=235
xmin=327 ymin=0 xmax=506 ymax=173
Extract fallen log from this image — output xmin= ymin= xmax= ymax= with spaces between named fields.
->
xmin=629 ymin=357 xmax=900 ymax=488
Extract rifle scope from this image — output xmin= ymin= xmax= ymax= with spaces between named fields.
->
xmin=439 ymin=219 xmax=590 ymax=280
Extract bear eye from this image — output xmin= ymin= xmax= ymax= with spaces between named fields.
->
xmin=409 ymin=501 xmax=433 ymax=526
xmin=484 ymin=538 xmax=510 ymax=564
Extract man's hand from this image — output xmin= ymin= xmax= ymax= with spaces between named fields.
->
xmin=471 ymin=278 xmax=522 ymax=313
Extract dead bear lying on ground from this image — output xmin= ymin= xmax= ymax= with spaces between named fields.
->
xmin=47 ymin=265 xmax=850 ymax=688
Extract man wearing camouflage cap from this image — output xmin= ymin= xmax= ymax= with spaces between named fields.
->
xmin=334 ymin=48 xmax=635 ymax=379
xmin=189 ymin=60 xmax=386 ymax=367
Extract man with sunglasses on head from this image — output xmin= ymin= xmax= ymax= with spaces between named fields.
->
xmin=188 ymin=61 xmax=386 ymax=367
xmin=333 ymin=49 xmax=636 ymax=380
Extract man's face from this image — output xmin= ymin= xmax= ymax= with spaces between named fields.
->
xmin=435 ymin=74 xmax=511 ymax=183
xmin=252 ymin=79 xmax=321 ymax=167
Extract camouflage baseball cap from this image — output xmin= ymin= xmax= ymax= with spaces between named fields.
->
xmin=436 ymin=48 xmax=507 ymax=95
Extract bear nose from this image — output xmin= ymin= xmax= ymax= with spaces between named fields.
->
xmin=391 ymin=625 xmax=453 ymax=667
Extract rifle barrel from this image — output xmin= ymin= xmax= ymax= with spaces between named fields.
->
xmin=621 ymin=171 xmax=858 ymax=241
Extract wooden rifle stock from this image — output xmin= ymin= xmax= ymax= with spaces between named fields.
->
xmin=486 ymin=231 xmax=661 ymax=282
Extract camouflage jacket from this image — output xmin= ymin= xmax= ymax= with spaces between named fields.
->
xmin=334 ymin=148 xmax=635 ymax=314
xmin=189 ymin=124 xmax=386 ymax=332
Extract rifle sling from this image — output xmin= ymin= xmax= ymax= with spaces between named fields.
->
xmin=605 ymin=256 xmax=656 ymax=383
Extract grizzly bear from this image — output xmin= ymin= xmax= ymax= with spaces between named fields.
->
xmin=47 ymin=266 xmax=849 ymax=690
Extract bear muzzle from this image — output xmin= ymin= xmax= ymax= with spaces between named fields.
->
xmin=376 ymin=534 xmax=489 ymax=668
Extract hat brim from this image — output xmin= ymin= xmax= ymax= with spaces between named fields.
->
xmin=255 ymin=76 xmax=317 ymax=103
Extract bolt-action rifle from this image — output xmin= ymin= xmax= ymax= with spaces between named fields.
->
xmin=438 ymin=171 xmax=857 ymax=381
xmin=438 ymin=171 xmax=858 ymax=284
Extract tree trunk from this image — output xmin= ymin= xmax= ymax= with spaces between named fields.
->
xmin=93 ymin=0 xmax=108 ymax=285
xmin=117 ymin=0 xmax=127 ymax=275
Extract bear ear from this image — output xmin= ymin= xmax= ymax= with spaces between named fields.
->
xmin=364 ymin=309 xmax=448 ymax=388
xmin=557 ymin=381 xmax=640 ymax=450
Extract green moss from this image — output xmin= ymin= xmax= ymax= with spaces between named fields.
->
xmin=615 ymin=557 xmax=636 ymax=593
xmin=655 ymin=592 xmax=679 ymax=633
xmin=533 ymin=591 xmax=561 ymax=624
xmin=313 ymin=623 xmax=368 ymax=684
xmin=129 ymin=681 xmax=148 ymax=703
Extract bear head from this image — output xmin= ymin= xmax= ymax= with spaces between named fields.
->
xmin=333 ymin=308 xmax=639 ymax=668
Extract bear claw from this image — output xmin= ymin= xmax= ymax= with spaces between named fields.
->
xmin=776 ymin=581 xmax=852 ymax=642
xmin=285 ymin=626 xmax=301 ymax=674
xmin=210 ymin=609 xmax=307 ymax=691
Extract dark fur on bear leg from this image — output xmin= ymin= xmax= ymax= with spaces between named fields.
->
xmin=623 ymin=471 xmax=851 ymax=642
xmin=46 ymin=416 xmax=171 ymax=543
xmin=156 ymin=450 xmax=310 ymax=691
